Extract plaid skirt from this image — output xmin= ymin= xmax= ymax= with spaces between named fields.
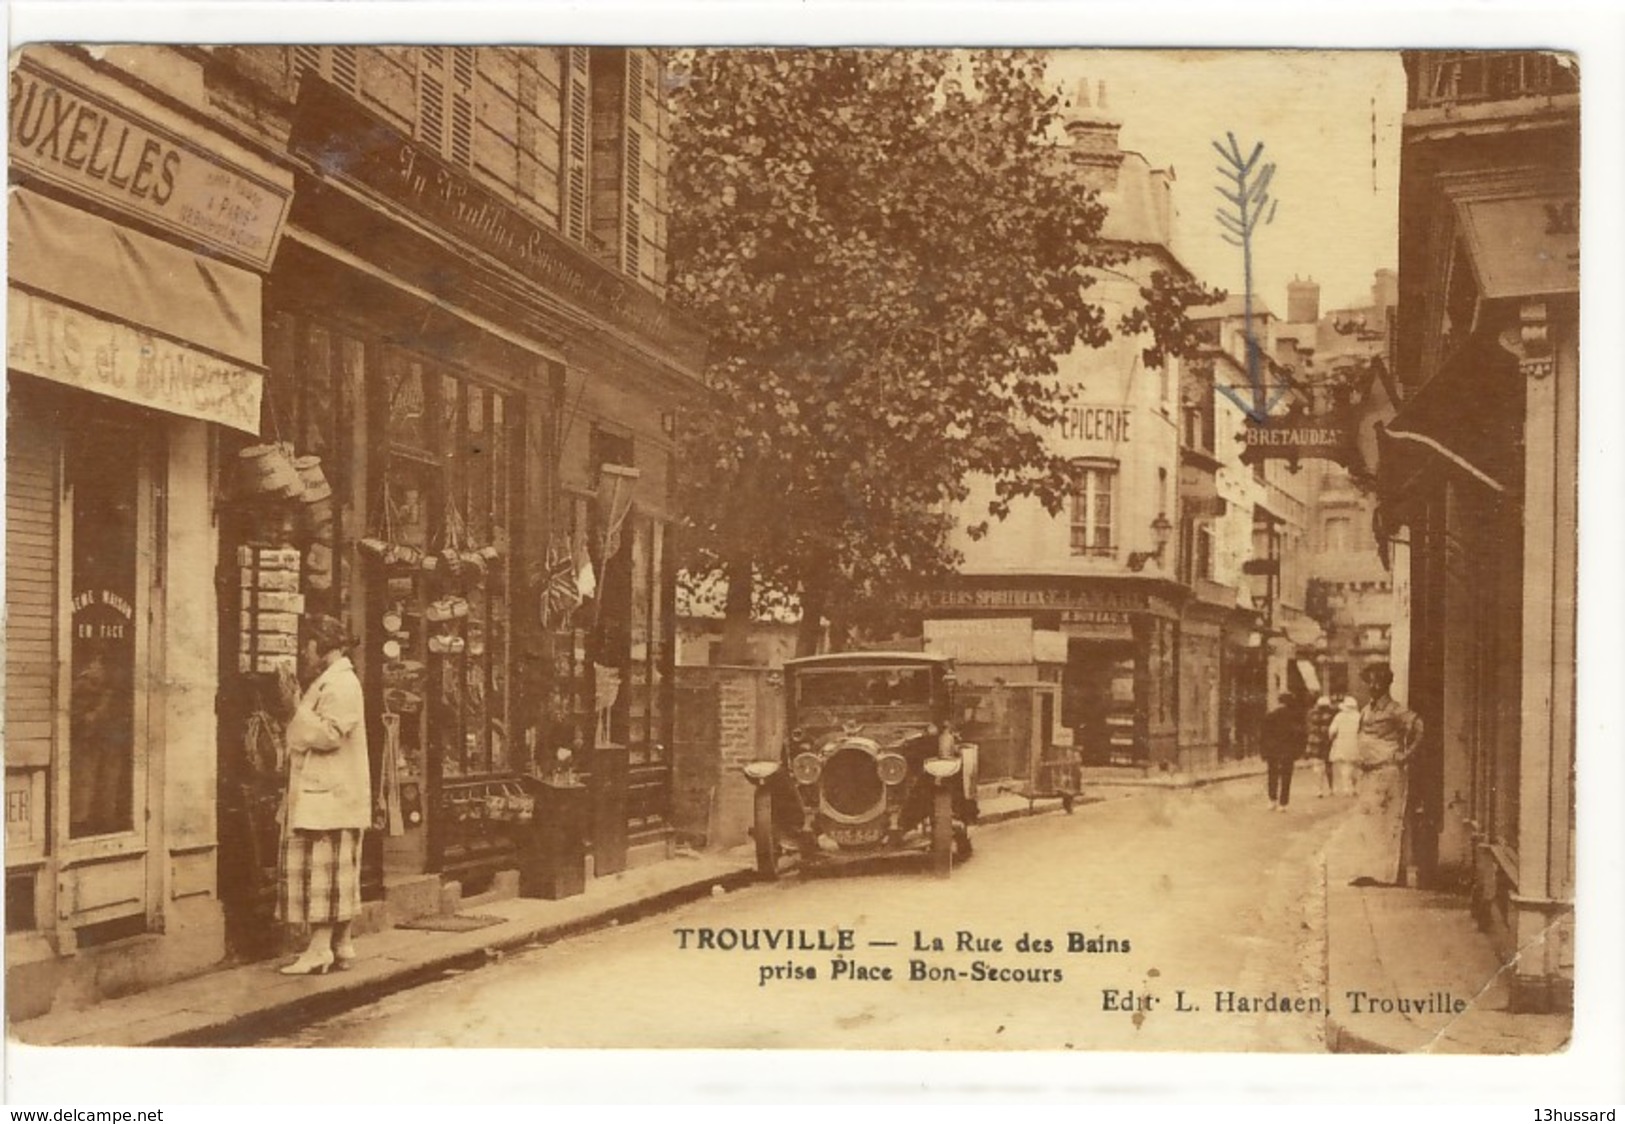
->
xmin=277 ymin=828 xmax=363 ymax=925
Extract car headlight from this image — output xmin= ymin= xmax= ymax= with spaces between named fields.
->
xmin=876 ymin=753 xmax=908 ymax=786
xmin=924 ymin=758 xmax=962 ymax=779
xmin=791 ymin=752 xmax=823 ymax=785
xmin=743 ymin=760 xmax=782 ymax=782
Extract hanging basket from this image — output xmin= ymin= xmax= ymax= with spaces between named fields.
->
xmin=293 ymin=455 xmax=330 ymax=497
xmin=237 ymin=444 xmax=302 ymax=499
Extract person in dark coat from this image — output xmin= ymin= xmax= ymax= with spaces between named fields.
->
xmin=1261 ymin=692 xmax=1305 ymax=811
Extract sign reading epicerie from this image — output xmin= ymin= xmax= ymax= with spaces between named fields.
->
xmin=7 ymin=288 xmax=264 ymax=434
xmin=8 ymin=60 xmax=290 ymax=270
xmin=1057 ymin=405 xmax=1131 ymax=444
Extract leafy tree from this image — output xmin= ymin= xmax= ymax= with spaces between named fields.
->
xmin=666 ymin=49 xmax=1216 ymax=657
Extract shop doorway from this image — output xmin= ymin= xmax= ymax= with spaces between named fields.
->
xmin=57 ymin=410 xmax=157 ymax=946
xmin=1064 ymin=639 xmax=1137 ymax=765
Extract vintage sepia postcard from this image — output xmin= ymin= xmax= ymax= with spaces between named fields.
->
xmin=3 ymin=0 xmax=1620 ymax=1108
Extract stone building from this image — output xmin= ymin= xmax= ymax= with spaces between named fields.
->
xmin=6 ymin=44 xmax=705 ymax=1015
xmin=1383 ymin=49 xmax=1578 ymax=1011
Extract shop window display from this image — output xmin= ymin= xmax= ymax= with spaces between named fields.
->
xmin=368 ymin=352 xmax=521 ymax=877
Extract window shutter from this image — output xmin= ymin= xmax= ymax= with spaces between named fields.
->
xmin=418 ymin=49 xmax=446 ymax=150
xmin=5 ymin=412 xmax=59 ymax=770
xmin=625 ymin=51 xmax=644 ymax=125
xmin=623 ymin=129 xmax=643 ymax=277
xmin=563 ymin=47 xmax=590 ymax=243
xmin=294 ymin=46 xmax=357 ymax=94
xmin=293 ymin=45 xmax=321 ymax=80
xmin=621 ymin=52 xmax=647 ymax=277
xmin=450 ymin=47 xmax=475 ymax=167
xmin=331 ymin=46 xmax=358 ymax=93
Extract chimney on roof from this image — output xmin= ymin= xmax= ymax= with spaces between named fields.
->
xmin=1371 ymin=268 xmax=1398 ymax=312
xmin=1148 ymin=167 xmax=1175 ymax=247
xmin=1287 ymin=276 xmax=1321 ymax=325
xmin=1064 ymin=77 xmax=1124 ymax=191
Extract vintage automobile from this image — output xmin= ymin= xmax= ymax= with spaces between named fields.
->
xmin=743 ymin=652 xmax=979 ymax=878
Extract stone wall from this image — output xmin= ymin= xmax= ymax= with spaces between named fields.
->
xmin=671 ymin=666 xmax=783 ymax=850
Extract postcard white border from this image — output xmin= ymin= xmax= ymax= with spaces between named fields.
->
xmin=5 ymin=0 xmax=1623 ymax=1107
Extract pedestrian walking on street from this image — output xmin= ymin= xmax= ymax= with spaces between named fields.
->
xmin=1327 ymin=695 xmax=1361 ymax=796
xmin=276 ymin=614 xmax=371 ymax=976
xmin=1305 ymin=694 xmax=1337 ymax=797
xmin=1261 ymin=692 xmax=1304 ymax=811
xmin=1354 ymin=663 xmax=1423 ymax=885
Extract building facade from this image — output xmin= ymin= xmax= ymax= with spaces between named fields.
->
xmin=1385 ymin=49 xmax=1578 ymax=1011
xmin=917 ymin=84 xmax=1267 ymax=774
xmin=1294 ymin=271 xmax=1400 ymax=701
xmin=6 ymin=44 xmax=704 ymax=1015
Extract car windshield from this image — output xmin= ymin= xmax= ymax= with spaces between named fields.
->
xmin=794 ymin=666 xmax=934 ymax=710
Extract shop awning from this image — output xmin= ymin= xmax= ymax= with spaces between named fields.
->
xmin=7 ymin=188 xmax=264 ymax=433
xmin=1378 ymin=325 xmax=1524 ymax=501
xmin=1456 ymin=193 xmax=1579 ymax=301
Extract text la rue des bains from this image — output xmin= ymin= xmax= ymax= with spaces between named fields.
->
xmin=671 ymin=926 xmax=1481 ymax=1015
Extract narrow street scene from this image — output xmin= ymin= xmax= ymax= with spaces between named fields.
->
xmin=262 ymin=779 xmax=1345 ymax=1051
xmin=5 ymin=19 xmax=1601 ymax=1109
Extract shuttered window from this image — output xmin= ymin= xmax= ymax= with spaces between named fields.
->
xmin=414 ymin=47 xmax=474 ymax=168
xmin=293 ymin=45 xmax=358 ymax=93
xmin=6 ymin=395 xmax=60 ymax=868
xmin=561 ymin=47 xmax=590 ymax=243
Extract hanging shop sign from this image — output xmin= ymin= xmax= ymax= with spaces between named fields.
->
xmin=1237 ymin=404 xmax=1354 ymax=470
xmin=287 ymin=75 xmax=706 ymax=370
xmin=9 ymin=55 xmax=292 ymax=270
xmin=7 ymin=287 xmax=264 ymax=433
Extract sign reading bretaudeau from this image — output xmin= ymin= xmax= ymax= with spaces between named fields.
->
xmin=1237 ymin=407 xmax=1354 ymax=467
xmin=8 ymin=59 xmax=291 ymax=270
xmin=7 ymin=287 xmax=264 ymax=433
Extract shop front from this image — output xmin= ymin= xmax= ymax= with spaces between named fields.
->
xmin=5 ymin=46 xmax=292 ymax=1014
xmin=916 ymin=579 xmax=1182 ymax=768
xmin=206 ymin=70 xmax=703 ymax=956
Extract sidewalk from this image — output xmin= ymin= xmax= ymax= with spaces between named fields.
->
xmin=9 ymin=766 xmax=1263 ymax=1049
xmin=1080 ymin=756 xmax=1268 ymax=790
xmin=1321 ymin=814 xmax=1571 ymax=1054
xmin=9 ymin=783 xmax=1090 ymax=1049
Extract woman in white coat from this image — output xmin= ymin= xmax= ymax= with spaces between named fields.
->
xmin=1327 ymin=695 xmax=1362 ymax=797
xmin=277 ymin=614 xmax=371 ymax=976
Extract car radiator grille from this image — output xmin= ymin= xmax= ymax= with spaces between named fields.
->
xmin=822 ymin=746 xmax=884 ymax=817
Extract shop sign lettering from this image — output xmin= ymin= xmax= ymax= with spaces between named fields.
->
xmin=72 ymin=589 xmax=134 ymax=640
xmin=1057 ymin=406 xmax=1131 ymax=444
xmin=1060 ymin=610 xmax=1130 ymax=627
xmin=907 ymin=586 xmax=1175 ymax=618
xmin=288 ymin=76 xmax=704 ymax=367
xmin=1237 ymin=405 xmax=1354 ymax=469
xmin=9 ymin=60 xmax=290 ymax=269
xmin=7 ymin=288 xmax=264 ymax=434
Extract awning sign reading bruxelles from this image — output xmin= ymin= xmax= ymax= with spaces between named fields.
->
xmin=9 ymin=56 xmax=292 ymax=271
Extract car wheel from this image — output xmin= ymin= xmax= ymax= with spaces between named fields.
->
xmin=931 ymin=784 xmax=954 ymax=878
xmin=753 ymin=787 xmax=779 ymax=881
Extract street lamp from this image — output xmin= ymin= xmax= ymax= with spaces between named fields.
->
xmin=1127 ymin=512 xmax=1174 ymax=572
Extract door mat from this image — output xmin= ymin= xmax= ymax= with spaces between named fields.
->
xmin=395 ymin=913 xmax=508 ymax=933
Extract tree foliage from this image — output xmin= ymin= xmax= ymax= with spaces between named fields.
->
xmin=666 ymin=49 xmax=1216 ymax=653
